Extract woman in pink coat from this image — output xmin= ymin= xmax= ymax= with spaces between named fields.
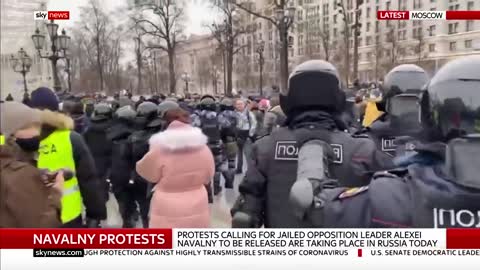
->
xmin=136 ymin=108 xmax=215 ymax=228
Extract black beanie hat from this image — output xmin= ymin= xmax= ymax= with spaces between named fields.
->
xmin=30 ymin=87 xmax=59 ymax=111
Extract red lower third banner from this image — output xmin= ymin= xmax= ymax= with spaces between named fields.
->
xmin=0 ymin=229 xmax=173 ymax=249
xmin=446 ymin=229 xmax=480 ymax=249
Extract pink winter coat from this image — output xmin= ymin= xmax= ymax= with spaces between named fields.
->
xmin=136 ymin=121 xmax=215 ymax=228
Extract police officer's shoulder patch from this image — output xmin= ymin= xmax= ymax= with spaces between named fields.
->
xmin=338 ymin=186 xmax=369 ymax=199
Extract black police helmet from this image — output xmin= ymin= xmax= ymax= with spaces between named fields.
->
xmin=114 ymin=105 xmax=136 ymax=122
xmin=282 ymin=60 xmax=342 ymax=115
xmin=421 ymin=55 xmax=480 ymax=142
xmin=136 ymin=101 xmax=158 ymax=119
xmin=220 ymin=97 xmax=234 ymax=111
xmin=91 ymin=103 xmax=113 ymax=121
xmin=199 ymin=95 xmax=217 ymax=111
xmin=383 ymin=64 xmax=429 ymax=97
xmin=158 ymin=100 xmax=179 ymax=118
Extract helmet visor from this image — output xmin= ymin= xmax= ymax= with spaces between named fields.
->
xmin=430 ymin=80 xmax=480 ymax=136
xmin=387 ymin=72 xmax=429 ymax=93
xmin=389 ymin=95 xmax=420 ymax=119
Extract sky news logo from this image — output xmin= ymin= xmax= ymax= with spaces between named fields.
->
xmin=34 ymin=11 xmax=70 ymax=20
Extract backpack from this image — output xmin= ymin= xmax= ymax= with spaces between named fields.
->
xmin=200 ymin=111 xmax=221 ymax=144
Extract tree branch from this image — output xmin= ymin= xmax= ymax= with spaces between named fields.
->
xmin=232 ymin=2 xmax=278 ymax=26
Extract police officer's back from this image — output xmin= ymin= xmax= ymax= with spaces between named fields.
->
xmin=127 ymin=101 xmax=162 ymax=227
xmin=193 ymin=96 xmax=225 ymax=200
xmin=231 ymin=60 xmax=393 ymax=228
xmin=298 ymin=56 xmax=480 ymax=228
xmin=219 ymin=97 xmax=238 ymax=188
xmin=360 ymin=65 xmax=430 ymax=161
xmin=83 ymin=103 xmax=114 ymax=201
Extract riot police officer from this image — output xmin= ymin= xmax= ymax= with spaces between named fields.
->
xmin=358 ymin=64 xmax=430 ymax=162
xmin=231 ymin=60 xmax=393 ymax=228
xmin=107 ymin=105 xmax=137 ymax=227
xmin=126 ymin=101 xmax=161 ymax=228
xmin=192 ymin=95 xmax=229 ymax=203
xmin=219 ymin=97 xmax=238 ymax=188
xmin=292 ymin=56 xmax=480 ymax=228
xmin=83 ymin=103 xmax=113 ymax=202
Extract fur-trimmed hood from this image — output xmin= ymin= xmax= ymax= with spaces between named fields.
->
xmin=149 ymin=121 xmax=208 ymax=151
xmin=40 ymin=110 xmax=74 ymax=130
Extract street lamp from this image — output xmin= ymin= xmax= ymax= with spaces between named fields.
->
xmin=256 ymin=40 xmax=265 ymax=97
xmin=9 ymin=48 xmax=32 ymax=99
xmin=32 ymin=20 xmax=70 ymax=92
xmin=181 ymin=72 xmax=191 ymax=94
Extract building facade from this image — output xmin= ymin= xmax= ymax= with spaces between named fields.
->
xmin=239 ymin=0 xmax=480 ymax=87
xmin=1 ymin=0 xmax=54 ymax=100
xmin=152 ymin=0 xmax=480 ymax=95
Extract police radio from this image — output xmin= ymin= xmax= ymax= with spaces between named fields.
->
xmin=289 ymin=140 xmax=334 ymax=220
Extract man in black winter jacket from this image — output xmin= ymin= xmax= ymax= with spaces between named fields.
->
xmin=107 ymin=106 xmax=137 ymax=228
xmin=83 ymin=103 xmax=114 ymax=202
xmin=30 ymin=87 xmax=106 ymax=228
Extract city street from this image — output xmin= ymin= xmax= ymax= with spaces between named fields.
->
xmin=104 ymin=170 xmax=244 ymax=228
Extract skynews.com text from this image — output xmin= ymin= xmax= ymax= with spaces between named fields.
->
xmin=34 ymin=11 xmax=70 ymax=20
xmin=33 ymin=249 xmax=84 ymax=258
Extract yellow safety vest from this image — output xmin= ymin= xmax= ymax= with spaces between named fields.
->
xmin=37 ymin=130 xmax=83 ymax=223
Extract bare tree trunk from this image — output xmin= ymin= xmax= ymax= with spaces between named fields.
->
xmin=168 ymin=47 xmax=176 ymax=94
xmin=96 ymin=36 xmax=104 ymax=92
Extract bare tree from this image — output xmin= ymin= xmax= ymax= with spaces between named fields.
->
xmin=413 ymin=27 xmax=427 ymax=65
xmin=78 ymin=0 xmax=111 ymax=92
xmin=207 ymin=0 xmax=252 ymax=96
xmin=133 ymin=0 xmax=185 ymax=94
xmin=383 ymin=24 xmax=406 ymax=72
xmin=232 ymin=0 xmax=294 ymax=94
xmin=319 ymin=19 xmax=332 ymax=61
xmin=71 ymin=1 xmax=126 ymax=94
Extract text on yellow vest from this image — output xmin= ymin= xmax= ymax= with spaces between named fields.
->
xmin=37 ymin=130 xmax=83 ymax=223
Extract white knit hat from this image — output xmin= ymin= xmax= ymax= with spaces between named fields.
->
xmin=0 ymin=102 xmax=42 ymax=138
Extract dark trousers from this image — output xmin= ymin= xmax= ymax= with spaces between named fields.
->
xmin=113 ymin=179 xmax=150 ymax=228
xmin=62 ymin=215 xmax=83 ymax=228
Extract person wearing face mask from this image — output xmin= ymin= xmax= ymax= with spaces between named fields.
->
xmin=0 ymin=102 xmax=64 ymax=227
xmin=29 ymin=87 xmax=106 ymax=228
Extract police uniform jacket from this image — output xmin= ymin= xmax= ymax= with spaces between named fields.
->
xmin=232 ymin=110 xmax=393 ymax=228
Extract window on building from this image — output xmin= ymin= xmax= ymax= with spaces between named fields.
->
xmin=367 ymin=7 xmax=371 ymax=18
xmin=367 ymin=52 xmax=373 ymax=59
xmin=334 ymin=14 xmax=337 ymax=24
xmin=375 ymin=21 xmax=379 ymax=33
xmin=333 ymin=28 xmax=338 ymax=37
xmin=386 ymin=1 xmax=391 ymax=10
xmin=431 ymin=0 xmax=436 ymax=2
xmin=366 ymin=36 xmax=372 ymax=45
xmin=466 ymin=21 xmax=474 ymax=32
xmin=429 ymin=25 xmax=436 ymax=36
xmin=414 ymin=0 xmax=422 ymax=9
xmin=450 ymin=41 xmax=457 ymax=51
xmin=468 ymin=1 xmax=475 ymax=10
xmin=448 ymin=23 xmax=455 ymax=34
xmin=375 ymin=35 xmax=380 ymax=44
xmin=366 ymin=22 xmax=371 ymax=32
xmin=359 ymin=38 xmax=363 ymax=46
xmin=430 ymin=7 xmax=436 ymax=11
xmin=429 ymin=44 xmax=436 ymax=52
xmin=465 ymin=40 xmax=473 ymax=49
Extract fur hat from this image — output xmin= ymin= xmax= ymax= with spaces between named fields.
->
xmin=0 ymin=102 xmax=42 ymax=138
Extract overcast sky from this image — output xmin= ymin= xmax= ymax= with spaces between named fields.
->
xmin=47 ymin=0 xmax=213 ymax=35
